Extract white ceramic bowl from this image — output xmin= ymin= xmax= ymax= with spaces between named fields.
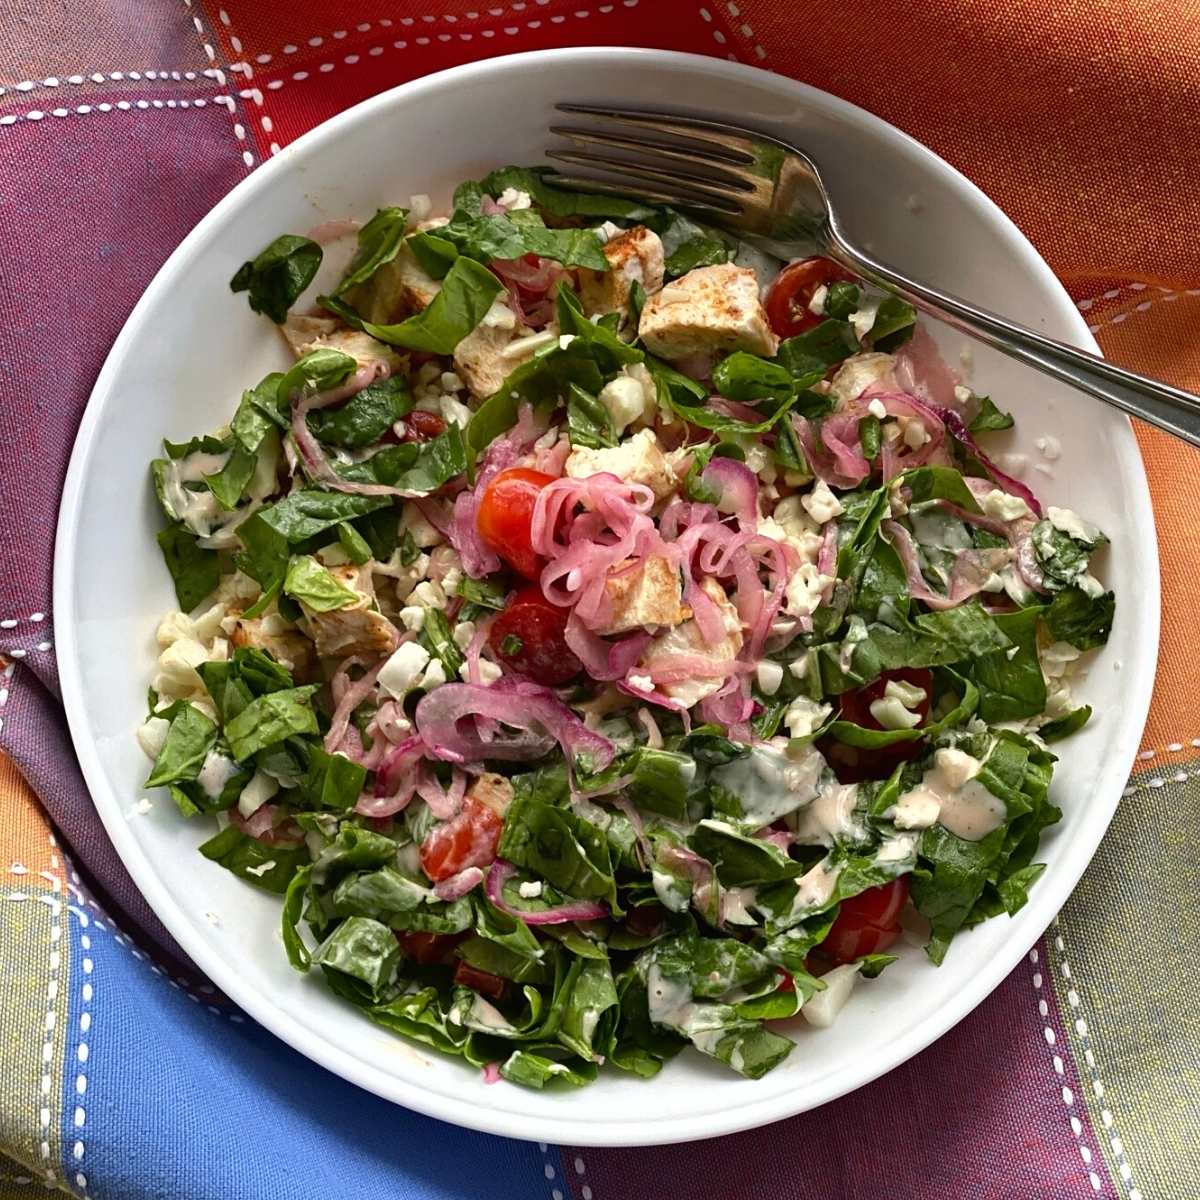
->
xmin=55 ymin=48 xmax=1158 ymax=1146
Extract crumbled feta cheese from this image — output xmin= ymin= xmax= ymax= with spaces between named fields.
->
xmin=496 ymin=186 xmax=533 ymax=210
xmin=808 ymin=284 xmax=828 ymax=316
xmin=997 ymin=452 xmax=1028 ymax=476
xmin=476 ymin=659 xmax=502 ymax=685
xmin=1035 ymin=435 xmax=1062 ymax=461
xmin=597 ymin=374 xmax=648 ymax=434
xmin=136 ymin=716 xmax=171 ymax=761
xmin=627 ymin=673 xmax=654 ymax=692
xmin=849 ymin=298 xmax=881 ymax=341
xmin=953 ymin=384 xmax=974 ymax=405
xmin=756 ymin=660 xmax=784 ymax=696
xmin=869 ymin=696 xmax=922 ymax=730
xmin=452 ymin=620 xmax=476 ymax=651
xmin=378 ymin=642 xmax=432 ymax=699
xmin=902 ymin=417 xmax=931 ymax=450
xmin=398 ymin=606 xmax=426 ymax=632
xmin=565 ymin=428 xmax=675 ymax=501
xmin=885 ymin=678 xmax=927 ymax=708
xmin=439 ymin=394 xmax=473 ymax=428
xmin=788 ymin=656 xmax=810 ymax=680
xmin=401 ymin=501 xmax=444 ymax=548
xmin=784 ymin=696 xmax=832 ymax=738
xmin=801 ymin=479 xmax=844 ymax=525
xmin=980 ymin=489 xmax=1032 ymax=522
xmin=410 ymin=580 xmax=446 ymax=609
xmin=867 ymin=397 xmax=888 ymax=420
xmin=1047 ymin=506 xmax=1102 ymax=544
xmin=517 ymin=880 xmax=543 ymax=899
xmin=419 ymin=659 xmax=447 ymax=690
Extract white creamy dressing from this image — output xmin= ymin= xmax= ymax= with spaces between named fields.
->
xmin=888 ymin=748 xmax=1005 ymax=840
xmin=710 ymin=743 xmax=822 ymax=828
xmin=788 ymin=858 xmax=842 ymax=920
xmin=652 ymin=868 xmax=691 ymax=913
xmin=720 ymin=886 xmax=759 ymax=926
xmin=872 ymin=830 xmax=919 ymax=867
xmin=909 ymin=506 xmax=973 ymax=550
xmin=789 ymin=780 xmax=864 ymax=848
xmin=160 ymin=449 xmax=232 ymax=538
xmin=462 ymin=993 xmax=518 ymax=1035
xmin=645 ymin=964 xmax=727 ymax=1052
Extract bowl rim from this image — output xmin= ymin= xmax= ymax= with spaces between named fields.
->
xmin=53 ymin=45 xmax=1159 ymax=1146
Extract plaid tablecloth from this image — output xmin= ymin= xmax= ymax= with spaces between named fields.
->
xmin=1 ymin=2 xmax=1198 ymax=1197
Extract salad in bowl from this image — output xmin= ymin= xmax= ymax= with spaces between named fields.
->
xmin=137 ymin=166 xmax=1114 ymax=1089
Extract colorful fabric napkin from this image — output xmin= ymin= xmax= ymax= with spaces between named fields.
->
xmin=2 ymin=2 xmax=1198 ymax=1197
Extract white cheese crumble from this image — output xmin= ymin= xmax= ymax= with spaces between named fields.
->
xmin=980 ymin=489 xmax=1032 ymax=522
xmin=801 ymin=479 xmax=844 ymax=525
xmin=378 ymin=642 xmax=432 ymax=699
xmin=517 ymin=881 xmax=543 ymax=899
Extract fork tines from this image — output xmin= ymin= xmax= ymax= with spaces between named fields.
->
xmin=545 ymin=102 xmax=759 ymax=215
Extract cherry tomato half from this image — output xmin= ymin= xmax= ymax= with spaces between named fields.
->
xmin=419 ymin=797 xmax=504 ymax=883
xmin=476 ymin=467 xmax=556 ymax=580
xmin=394 ymin=931 xmax=466 ymax=965
xmin=821 ymin=667 xmax=934 ymax=783
xmin=453 ymin=960 xmax=509 ymax=1002
xmin=765 ymin=256 xmax=855 ymax=338
xmin=819 ymin=876 xmax=911 ymax=965
xmin=487 ymin=584 xmax=582 ymax=686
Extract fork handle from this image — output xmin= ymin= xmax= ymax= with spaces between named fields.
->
xmin=825 ymin=233 xmax=1200 ymax=450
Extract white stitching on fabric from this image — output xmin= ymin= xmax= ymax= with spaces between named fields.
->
xmin=0 ymin=69 xmax=220 ymax=98
xmin=1028 ymin=945 xmax=1109 ymax=1192
xmin=0 ymin=659 xmax=13 ymax=736
xmin=572 ymin=1153 xmax=594 ymax=1200
xmin=72 ymin=911 xmax=94 ymax=1196
xmin=537 ymin=1143 xmax=565 ymax=1200
xmin=214 ymin=6 xmax=277 ymax=158
xmin=1047 ymin=924 xmax=1144 ymax=1200
xmin=724 ymin=1 xmax=767 ymax=63
xmin=218 ymin=0 xmax=635 ymax=110
xmin=0 ymin=613 xmax=47 ymax=627
xmin=0 ymin=886 xmax=243 ymax=1022
xmin=225 ymin=0 xmax=570 ymax=67
xmin=0 ymin=94 xmax=233 ymax=128
xmin=1085 ymin=288 xmax=1200 ymax=334
xmin=180 ymin=0 xmax=256 ymax=169
xmin=38 ymin=832 xmax=62 ymax=1187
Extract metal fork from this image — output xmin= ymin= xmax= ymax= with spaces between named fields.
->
xmin=548 ymin=104 xmax=1200 ymax=449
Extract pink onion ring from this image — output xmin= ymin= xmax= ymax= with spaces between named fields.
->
xmin=485 ymin=860 xmax=609 ymax=924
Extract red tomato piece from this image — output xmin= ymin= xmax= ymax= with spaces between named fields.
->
xmin=487 ymin=584 xmax=582 ymax=686
xmin=403 ymin=411 xmax=448 ymax=442
xmin=394 ymin=931 xmax=466 ymax=965
xmin=476 ymin=467 xmax=556 ymax=580
xmin=820 ymin=876 xmax=911 ymax=966
xmin=419 ymin=797 xmax=504 ymax=883
xmin=822 ymin=667 xmax=934 ymax=783
xmin=453 ymin=960 xmax=509 ymax=1002
xmin=765 ymin=256 xmax=856 ymax=338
